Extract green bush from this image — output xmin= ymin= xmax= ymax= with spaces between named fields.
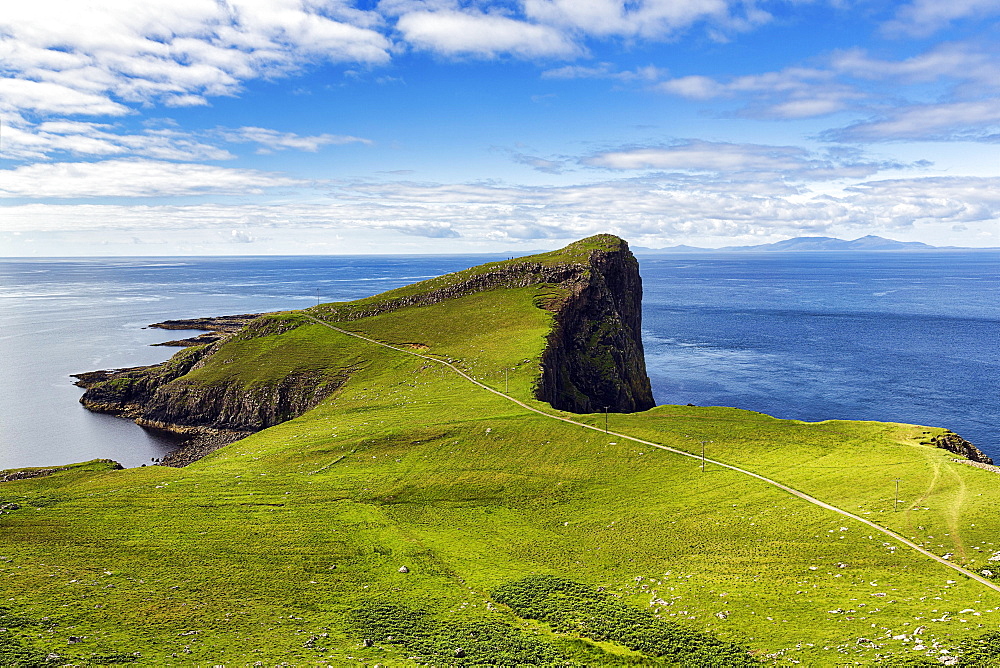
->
xmin=958 ymin=631 xmax=1000 ymax=667
xmin=493 ymin=575 xmax=758 ymax=666
xmin=351 ymin=603 xmax=564 ymax=665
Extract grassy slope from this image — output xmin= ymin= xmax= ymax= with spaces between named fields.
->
xmin=2 ymin=246 xmax=1000 ymax=665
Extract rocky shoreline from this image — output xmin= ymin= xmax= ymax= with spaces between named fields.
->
xmin=929 ymin=431 xmax=993 ymax=465
xmin=147 ymin=313 xmax=267 ymax=347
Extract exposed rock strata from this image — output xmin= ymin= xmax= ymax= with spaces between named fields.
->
xmin=931 ymin=431 xmax=993 ymax=465
xmin=76 ymin=235 xmax=654 ymax=464
xmin=76 ymin=318 xmax=352 ymax=462
xmin=536 ymin=241 xmax=654 ymax=413
xmin=148 ymin=314 xmax=266 ymax=347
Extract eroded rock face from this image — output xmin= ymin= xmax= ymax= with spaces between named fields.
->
xmin=931 ymin=431 xmax=994 ymax=465
xmin=536 ymin=239 xmax=654 ymax=413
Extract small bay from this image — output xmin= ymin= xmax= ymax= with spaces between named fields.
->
xmin=1 ymin=251 xmax=997 ymax=469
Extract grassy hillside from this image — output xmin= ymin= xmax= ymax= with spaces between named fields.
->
xmin=3 ymin=240 xmax=1000 ymax=665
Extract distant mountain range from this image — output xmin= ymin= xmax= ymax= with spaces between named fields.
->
xmin=634 ymin=235 xmax=989 ymax=253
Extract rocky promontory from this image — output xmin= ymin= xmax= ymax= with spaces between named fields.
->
xmin=76 ymin=235 xmax=655 ymax=464
xmin=931 ymin=431 xmax=994 ymax=465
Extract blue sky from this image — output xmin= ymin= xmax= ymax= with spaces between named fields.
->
xmin=1 ymin=0 xmax=998 ymax=255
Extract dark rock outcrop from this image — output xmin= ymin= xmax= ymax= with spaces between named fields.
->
xmin=536 ymin=239 xmax=654 ymax=413
xmin=136 ymin=368 xmax=350 ymax=433
xmin=931 ymin=431 xmax=993 ymax=465
xmin=76 ymin=317 xmax=353 ymax=462
xmin=148 ymin=314 xmax=267 ymax=347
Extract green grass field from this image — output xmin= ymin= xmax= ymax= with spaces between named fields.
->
xmin=3 ymin=241 xmax=999 ymax=666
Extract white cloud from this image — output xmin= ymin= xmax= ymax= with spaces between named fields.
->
xmin=0 ymin=0 xmax=391 ymax=119
xmin=884 ymin=0 xmax=1000 ymax=37
xmin=541 ymin=62 xmax=665 ymax=81
xmin=582 ymin=140 xmax=896 ymax=181
xmin=3 ymin=174 xmax=998 ymax=249
xmin=843 ymin=177 xmax=1000 ymax=226
xmin=656 ymin=66 xmax=861 ymax=118
xmin=522 ymin=0 xmax=766 ymax=39
xmin=219 ymin=126 xmax=373 ymax=153
xmin=829 ymin=99 xmax=1000 ymax=142
xmin=0 ymin=159 xmax=306 ymax=199
xmin=656 ymin=75 xmax=723 ymax=99
xmin=831 ymin=42 xmax=1000 ymax=90
xmin=1 ymin=118 xmax=372 ymax=161
xmin=396 ymin=9 xmax=582 ymax=58
xmin=2 ymin=120 xmax=236 ymax=161
xmin=656 ymin=41 xmax=1000 ymax=137
xmin=0 ymin=78 xmax=130 ymax=117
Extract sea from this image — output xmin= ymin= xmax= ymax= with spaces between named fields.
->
xmin=1 ymin=251 xmax=997 ymax=469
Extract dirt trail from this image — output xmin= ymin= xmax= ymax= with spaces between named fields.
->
xmin=306 ymin=316 xmax=1000 ymax=596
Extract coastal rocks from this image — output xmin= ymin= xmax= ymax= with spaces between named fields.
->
xmin=73 ymin=344 xmax=214 ymax=418
xmin=137 ymin=369 xmax=346 ymax=433
xmin=930 ymin=431 xmax=993 ymax=465
xmin=76 ymin=317 xmax=352 ymax=464
xmin=148 ymin=313 xmax=267 ymax=347
xmin=0 ymin=460 xmax=123 ymax=483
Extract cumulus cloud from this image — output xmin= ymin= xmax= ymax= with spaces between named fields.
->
xmin=842 ymin=177 xmax=1000 ymax=225
xmin=395 ymin=9 xmax=581 ymax=58
xmin=0 ymin=159 xmax=306 ymax=198
xmin=0 ymin=0 xmax=391 ymax=118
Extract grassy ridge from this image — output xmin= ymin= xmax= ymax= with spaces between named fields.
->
xmin=3 ymin=250 xmax=1000 ymax=664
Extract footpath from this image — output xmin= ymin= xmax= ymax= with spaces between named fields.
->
xmin=306 ymin=315 xmax=1000 ymax=596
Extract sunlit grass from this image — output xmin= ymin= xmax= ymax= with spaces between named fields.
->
xmin=2 ymin=244 xmax=999 ymax=664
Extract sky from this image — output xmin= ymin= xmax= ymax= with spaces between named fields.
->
xmin=1 ymin=0 xmax=998 ymax=255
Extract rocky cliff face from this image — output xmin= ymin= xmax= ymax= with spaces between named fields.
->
xmin=75 ymin=316 xmax=352 ymax=454
xmin=535 ymin=239 xmax=654 ymax=413
xmin=930 ymin=431 xmax=994 ymax=465
xmin=76 ymin=235 xmax=655 ymax=462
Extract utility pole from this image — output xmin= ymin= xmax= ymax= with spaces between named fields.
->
xmin=894 ymin=478 xmax=901 ymax=512
xmin=504 ymin=368 xmax=508 ymax=394
xmin=701 ymin=440 xmax=707 ymax=472
xmin=604 ymin=406 xmax=609 ymax=434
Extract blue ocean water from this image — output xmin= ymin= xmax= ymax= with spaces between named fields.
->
xmin=1 ymin=251 xmax=997 ymax=469
xmin=640 ymin=251 xmax=999 ymax=458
